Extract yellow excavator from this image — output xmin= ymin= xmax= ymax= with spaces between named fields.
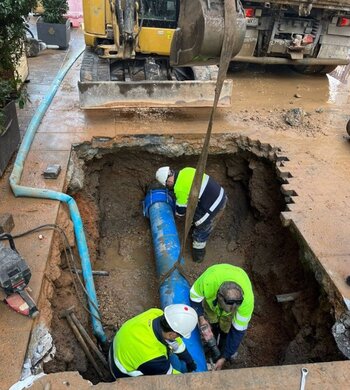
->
xmin=79 ymin=0 xmax=246 ymax=108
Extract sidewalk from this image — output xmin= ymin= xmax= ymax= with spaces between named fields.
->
xmin=0 ymin=27 xmax=85 ymax=389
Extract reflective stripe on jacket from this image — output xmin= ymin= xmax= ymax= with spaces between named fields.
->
xmin=174 ymin=168 xmax=224 ymax=222
xmin=113 ymin=308 xmax=180 ymax=375
xmin=190 ymin=264 xmax=254 ymax=331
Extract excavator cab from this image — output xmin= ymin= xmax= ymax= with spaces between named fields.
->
xmin=79 ymin=0 xmax=245 ymax=109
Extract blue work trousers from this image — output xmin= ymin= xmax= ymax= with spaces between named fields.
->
xmin=192 ymin=195 xmax=227 ymax=245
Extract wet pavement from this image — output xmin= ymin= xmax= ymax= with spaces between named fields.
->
xmin=0 ymin=24 xmax=350 ymax=389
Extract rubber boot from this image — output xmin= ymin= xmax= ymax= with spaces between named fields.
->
xmin=192 ymin=247 xmax=206 ymax=263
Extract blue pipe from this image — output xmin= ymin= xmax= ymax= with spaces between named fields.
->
xmin=9 ymin=48 xmax=107 ymax=345
xmin=144 ymin=189 xmax=207 ymax=372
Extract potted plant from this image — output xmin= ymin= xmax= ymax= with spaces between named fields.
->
xmin=0 ymin=1 xmax=36 ymax=176
xmin=37 ymin=0 xmax=70 ymax=49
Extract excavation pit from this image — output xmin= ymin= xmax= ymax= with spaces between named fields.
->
xmin=43 ymin=135 xmax=345 ymax=383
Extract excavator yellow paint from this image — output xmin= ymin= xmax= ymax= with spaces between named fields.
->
xmin=83 ymin=0 xmax=106 ymax=37
xmin=138 ymin=28 xmax=174 ymax=56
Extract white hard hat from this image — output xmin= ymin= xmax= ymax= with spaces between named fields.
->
xmin=156 ymin=166 xmax=170 ymax=186
xmin=164 ymin=304 xmax=198 ymax=339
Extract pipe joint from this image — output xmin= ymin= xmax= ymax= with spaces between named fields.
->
xmin=143 ymin=189 xmax=175 ymax=218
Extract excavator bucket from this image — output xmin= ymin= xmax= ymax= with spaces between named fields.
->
xmin=170 ymin=0 xmax=246 ymax=67
xmin=78 ymin=78 xmax=233 ymax=109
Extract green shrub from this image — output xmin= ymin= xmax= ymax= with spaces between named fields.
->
xmin=0 ymin=1 xmax=37 ymax=80
xmin=41 ymin=0 xmax=69 ymax=24
xmin=0 ymin=1 xmax=36 ymax=131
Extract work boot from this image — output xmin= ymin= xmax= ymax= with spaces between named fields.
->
xmin=192 ymin=247 xmax=206 ymax=263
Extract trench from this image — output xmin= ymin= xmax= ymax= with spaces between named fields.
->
xmin=43 ymin=135 xmax=344 ymax=383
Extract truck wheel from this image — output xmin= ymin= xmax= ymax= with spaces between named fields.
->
xmin=319 ymin=65 xmax=337 ymax=75
xmin=228 ymin=62 xmax=248 ymax=73
xmin=291 ymin=65 xmax=337 ymax=75
xmin=347 ymin=119 xmax=350 ymax=137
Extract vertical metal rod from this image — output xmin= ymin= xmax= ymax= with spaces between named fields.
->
xmin=70 ymin=312 xmax=109 ymax=369
xmin=64 ymin=314 xmax=105 ymax=378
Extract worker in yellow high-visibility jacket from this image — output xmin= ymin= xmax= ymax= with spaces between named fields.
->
xmin=108 ymin=304 xmax=198 ymax=379
xmin=190 ymin=264 xmax=254 ymax=371
xmin=156 ymin=166 xmax=227 ymax=263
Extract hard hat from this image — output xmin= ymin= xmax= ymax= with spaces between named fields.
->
xmin=164 ymin=304 xmax=198 ymax=339
xmin=156 ymin=166 xmax=170 ymax=186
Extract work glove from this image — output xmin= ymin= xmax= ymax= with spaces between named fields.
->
xmin=186 ymin=360 xmax=197 ymax=372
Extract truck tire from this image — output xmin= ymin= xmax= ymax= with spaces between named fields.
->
xmin=228 ymin=62 xmax=248 ymax=73
xmin=291 ymin=65 xmax=337 ymax=75
xmin=347 ymin=119 xmax=350 ymax=137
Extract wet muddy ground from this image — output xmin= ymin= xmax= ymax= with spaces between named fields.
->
xmin=44 ymin=140 xmax=344 ymax=382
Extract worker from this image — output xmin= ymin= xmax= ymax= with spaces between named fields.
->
xmin=108 ymin=304 xmax=198 ymax=379
xmin=189 ymin=264 xmax=254 ymax=371
xmin=155 ymin=166 xmax=227 ymax=263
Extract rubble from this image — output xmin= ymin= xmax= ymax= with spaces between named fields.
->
xmin=284 ymin=108 xmax=306 ymax=126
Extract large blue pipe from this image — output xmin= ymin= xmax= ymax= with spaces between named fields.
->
xmin=144 ymin=189 xmax=207 ymax=372
xmin=9 ymin=48 xmax=107 ymax=345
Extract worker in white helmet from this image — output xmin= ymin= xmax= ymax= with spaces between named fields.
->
xmin=156 ymin=166 xmax=227 ymax=262
xmin=108 ymin=304 xmax=198 ymax=379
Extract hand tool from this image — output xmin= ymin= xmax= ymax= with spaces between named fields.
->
xmin=200 ymin=322 xmax=221 ymax=363
xmin=0 ymin=233 xmax=38 ymax=317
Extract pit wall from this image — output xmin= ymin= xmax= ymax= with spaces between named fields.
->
xmin=68 ymin=132 xmax=347 ymax=319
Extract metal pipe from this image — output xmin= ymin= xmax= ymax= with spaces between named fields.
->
xmin=232 ymin=55 xmax=349 ymax=66
xmin=124 ymin=0 xmax=135 ymax=35
xmin=9 ymin=47 xmax=107 ymax=345
xmin=61 ymin=311 xmax=105 ymax=378
xmin=143 ymin=189 xmax=207 ymax=372
xmin=70 ymin=311 xmax=109 ymax=369
xmin=276 ymin=291 xmax=301 ymax=303
xmin=115 ymin=0 xmax=124 ymax=37
xmin=72 ymin=269 xmax=109 ymax=276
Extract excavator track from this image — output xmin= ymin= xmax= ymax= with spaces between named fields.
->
xmin=78 ymin=49 xmax=233 ymax=109
xmin=80 ymin=47 xmax=110 ymax=82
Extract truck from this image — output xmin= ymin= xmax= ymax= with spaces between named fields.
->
xmin=233 ymin=0 xmax=350 ymax=74
xmin=78 ymin=0 xmax=350 ymax=109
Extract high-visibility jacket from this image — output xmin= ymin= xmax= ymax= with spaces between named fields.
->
xmin=190 ymin=264 xmax=254 ymax=331
xmin=113 ymin=308 xmax=182 ymax=376
xmin=174 ymin=167 xmax=225 ymax=225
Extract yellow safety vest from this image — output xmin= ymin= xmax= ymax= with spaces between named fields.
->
xmin=113 ymin=308 xmax=180 ymax=376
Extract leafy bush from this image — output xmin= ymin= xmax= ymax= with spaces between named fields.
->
xmin=41 ymin=0 xmax=69 ymax=24
xmin=0 ymin=1 xmax=35 ymax=132
xmin=0 ymin=1 xmax=37 ymax=83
